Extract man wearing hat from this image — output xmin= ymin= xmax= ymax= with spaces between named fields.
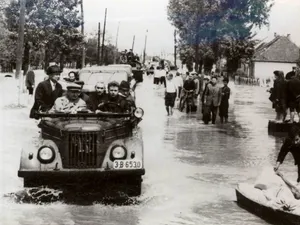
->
xmin=49 ymin=83 xmax=87 ymax=113
xmin=119 ymin=80 xmax=136 ymax=112
xmin=86 ymin=82 xmax=107 ymax=112
xmin=30 ymin=65 xmax=63 ymax=119
xmin=219 ymin=77 xmax=231 ymax=123
xmin=74 ymin=81 xmax=89 ymax=102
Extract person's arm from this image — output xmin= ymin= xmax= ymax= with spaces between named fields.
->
xmin=34 ymin=83 xmax=48 ymax=110
xmin=276 ymin=171 xmax=300 ymax=199
xmin=275 ymin=138 xmax=292 ymax=171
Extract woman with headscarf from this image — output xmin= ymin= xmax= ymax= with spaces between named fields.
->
xmin=269 ymin=70 xmax=287 ymax=122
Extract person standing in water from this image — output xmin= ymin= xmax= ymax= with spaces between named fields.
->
xmin=274 ymin=126 xmax=300 ymax=184
xmin=219 ymin=77 xmax=231 ymax=123
xmin=165 ymin=73 xmax=178 ymax=116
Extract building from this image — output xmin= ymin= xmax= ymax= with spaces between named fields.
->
xmin=250 ymin=34 xmax=300 ymax=79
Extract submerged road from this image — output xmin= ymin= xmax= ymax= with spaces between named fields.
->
xmin=0 ymin=73 xmax=297 ymax=225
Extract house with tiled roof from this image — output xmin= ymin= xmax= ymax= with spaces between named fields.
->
xmin=250 ymin=34 xmax=300 ymax=79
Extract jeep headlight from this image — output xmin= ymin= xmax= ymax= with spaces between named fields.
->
xmin=37 ymin=146 xmax=55 ymax=164
xmin=134 ymin=108 xmax=144 ymax=118
xmin=110 ymin=146 xmax=127 ymax=160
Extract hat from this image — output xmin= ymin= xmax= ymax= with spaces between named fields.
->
xmin=223 ymin=77 xmax=229 ymax=83
xmin=66 ymin=83 xmax=82 ymax=92
xmin=120 ymin=80 xmax=130 ymax=90
xmin=46 ymin=65 xmax=62 ymax=75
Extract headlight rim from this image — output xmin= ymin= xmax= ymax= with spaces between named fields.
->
xmin=37 ymin=146 xmax=56 ymax=164
xmin=134 ymin=107 xmax=144 ymax=118
xmin=109 ymin=145 xmax=127 ymax=161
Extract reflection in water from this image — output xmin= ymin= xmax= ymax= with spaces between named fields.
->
xmin=0 ymin=77 xmax=298 ymax=225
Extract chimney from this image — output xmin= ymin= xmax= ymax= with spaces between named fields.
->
xmin=287 ymin=34 xmax=291 ymax=39
xmin=274 ymin=32 xmax=277 ymax=37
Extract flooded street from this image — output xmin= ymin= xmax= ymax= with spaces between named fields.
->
xmin=0 ymin=74 xmax=297 ymax=225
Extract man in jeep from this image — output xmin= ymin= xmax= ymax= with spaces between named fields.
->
xmin=49 ymin=83 xmax=87 ymax=114
xmin=87 ymin=81 xmax=107 ymax=112
xmin=119 ymin=80 xmax=136 ymax=112
xmin=97 ymin=81 xmax=129 ymax=113
xmin=30 ymin=65 xmax=63 ymax=119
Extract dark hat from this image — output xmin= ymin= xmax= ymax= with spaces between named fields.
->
xmin=120 ymin=80 xmax=130 ymax=90
xmin=223 ymin=77 xmax=229 ymax=83
xmin=46 ymin=65 xmax=62 ymax=75
xmin=66 ymin=83 xmax=82 ymax=92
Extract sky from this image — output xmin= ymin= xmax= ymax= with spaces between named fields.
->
xmin=83 ymin=0 xmax=300 ymax=57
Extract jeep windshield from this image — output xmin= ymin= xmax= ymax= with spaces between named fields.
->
xmin=79 ymin=71 xmax=128 ymax=92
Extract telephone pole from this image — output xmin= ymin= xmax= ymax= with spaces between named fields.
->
xmin=100 ymin=8 xmax=107 ymax=65
xmin=80 ymin=0 xmax=85 ymax=68
xmin=174 ymin=29 xmax=177 ymax=68
xmin=131 ymin=35 xmax=135 ymax=51
xmin=97 ymin=22 xmax=101 ymax=65
xmin=15 ymin=0 xmax=26 ymax=105
xmin=114 ymin=21 xmax=120 ymax=64
xmin=143 ymin=30 xmax=148 ymax=64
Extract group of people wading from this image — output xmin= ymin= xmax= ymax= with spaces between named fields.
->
xmin=29 ymin=65 xmax=135 ymax=119
xmin=269 ymin=67 xmax=300 ymax=123
xmin=151 ymin=66 xmax=231 ymax=124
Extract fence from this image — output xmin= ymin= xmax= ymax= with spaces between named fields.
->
xmin=234 ymin=76 xmax=261 ymax=86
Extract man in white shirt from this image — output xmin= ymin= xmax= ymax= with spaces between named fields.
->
xmin=165 ymin=73 xmax=178 ymax=116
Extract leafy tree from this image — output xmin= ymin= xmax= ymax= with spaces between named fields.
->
xmin=168 ymin=0 xmax=273 ymax=74
xmin=5 ymin=0 xmax=83 ymax=73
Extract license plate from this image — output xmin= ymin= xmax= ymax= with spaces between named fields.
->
xmin=113 ymin=160 xmax=142 ymax=169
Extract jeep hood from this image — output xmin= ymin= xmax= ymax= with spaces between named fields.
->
xmin=42 ymin=118 xmax=125 ymax=132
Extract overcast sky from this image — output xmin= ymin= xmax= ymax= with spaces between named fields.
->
xmin=83 ymin=0 xmax=300 ymax=56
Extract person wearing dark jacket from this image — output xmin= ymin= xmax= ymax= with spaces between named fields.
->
xmin=219 ymin=78 xmax=231 ymax=123
xmin=29 ymin=65 xmax=63 ymax=119
xmin=86 ymin=82 xmax=107 ymax=112
xmin=285 ymin=72 xmax=300 ymax=123
xmin=119 ymin=80 xmax=136 ymax=112
xmin=269 ymin=71 xmax=287 ymax=122
xmin=275 ymin=126 xmax=300 ymax=183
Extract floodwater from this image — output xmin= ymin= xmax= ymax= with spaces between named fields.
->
xmin=0 ymin=73 xmax=297 ymax=225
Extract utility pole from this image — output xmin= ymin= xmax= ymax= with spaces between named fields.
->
xmin=143 ymin=29 xmax=148 ymax=64
xmin=97 ymin=22 xmax=101 ymax=65
xmin=80 ymin=0 xmax=85 ymax=68
xmin=131 ymin=35 xmax=135 ymax=51
xmin=174 ymin=29 xmax=177 ymax=68
xmin=15 ymin=0 xmax=26 ymax=105
xmin=100 ymin=8 xmax=107 ymax=65
xmin=113 ymin=21 xmax=120 ymax=64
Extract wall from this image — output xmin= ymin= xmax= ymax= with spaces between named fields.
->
xmin=254 ymin=61 xmax=296 ymax=79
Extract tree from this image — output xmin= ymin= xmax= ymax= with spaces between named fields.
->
xmin=5 ymin=0 xmax=83 ymax=73
xmin=168 ymin=0 xmax=274 ymax=74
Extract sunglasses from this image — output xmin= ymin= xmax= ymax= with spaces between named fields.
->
xmin=96 ymin=87 xmax=104 ymax=90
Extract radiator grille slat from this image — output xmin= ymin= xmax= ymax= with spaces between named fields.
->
xmin=68 ymin=132 xmax=98 ymax=168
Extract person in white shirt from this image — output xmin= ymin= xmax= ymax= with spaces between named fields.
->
xmin=165 ymin=73 xmax=178 ymax=116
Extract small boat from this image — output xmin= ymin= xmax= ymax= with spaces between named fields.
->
xmin=268 ymin=120 xmax=300 ymax=134
xmin=236 ymin=184 xmax=300 ymax=225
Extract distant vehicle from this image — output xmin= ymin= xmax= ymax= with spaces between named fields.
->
xmin=18 ymin=107 xmax=145 ymax=196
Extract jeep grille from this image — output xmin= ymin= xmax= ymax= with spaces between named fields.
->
xmin=68 ymin=132 xmax=99 ymax=168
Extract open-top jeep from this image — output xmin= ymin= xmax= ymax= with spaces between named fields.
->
xmin=18 ymin=108 xmax=145 ymax=196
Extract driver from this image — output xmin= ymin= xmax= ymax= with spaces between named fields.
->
xmin=119 ymin=80 xmax=136 ymax=112
xmin=97 ymin=81 xmax=129 ymax=113
xmin=49 ymin=83 xmax=87 ymax=113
